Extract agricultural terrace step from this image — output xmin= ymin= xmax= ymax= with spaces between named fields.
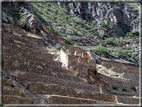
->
xmin=3 ymin=54 xmax=62 ymax=70
xmin=123 ymin=73 xmax=139 ymax=81
xmin=19 ymin=82 xmax=116 ymax=102
xmin=100 ymin=74 xmax=134 ymax=89
xmin=117 ymin=95 xmax=139 ymax=104
xmin=3 ymin=95 xmax=34 ymax=104
xmin=3 ymin=54 xmax=61 ymax=69
xmin=3 ymin=35 xmax=40 ymax=48
xmin=3 ymin=49 xmax=55 ymax=63
xmin=3 ymin=39 xmax=54 ymax=59
xmin=101 ymin=59 xmax=139 ymax=75
xmin=13 ymin=61 xmax=72 ymax=75
xmin=3 ymin=86 xmax=24 ymax=96
xmin=3 ymin=32 xmax=45 ymax=47
xmin=3 ymin=37 xmax=59 ymax=61
xmin=39 ymin=95 xmax=117 ymax=104
xmin=3 ymin=40 xmax=59 ymax=62
xmin=10 ymin=72 xmax=100 ymax=93
xmin=5 ymin=68 xmax=81 ymax=84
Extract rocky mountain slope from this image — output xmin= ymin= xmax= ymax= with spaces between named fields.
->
xmin=2 ymin=2 xmax=140 ymax=64
xmin=1 ymin=1 xmax=141 ymax=105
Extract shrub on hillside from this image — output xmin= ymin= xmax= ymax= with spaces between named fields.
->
xmin=65 ymin=35 xmax=72 ymax=45
xmin=111 ymin=47 xmax=137 ymax=64
xmin=105 ymin=37 xmax=124 ymax=47
xmin=72 ymin=17 xmax=83 ymax=25
xmin=101 ymin=22 xmax=110 ymax=28
xmin=92 ymin=44 xmax=109 ymax=57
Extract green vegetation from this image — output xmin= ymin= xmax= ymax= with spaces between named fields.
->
xmin=125 ymin=31 xmax=139 ymax=38
xmin=16 ymin=17 xmax=27 ymax=28
xmin=112 ymin=85 xmax=118 ymax=90
xmin=72 ymin=17 xmax=84 ymax=25
xmin=111 ymin=47 xmax=138 ymax=64
xmin=101 ymin=23 xmax=110 ymax=28
xmin=47 ymin=25 xmax=53 ymax=31
xmin=74 ymin=43 xmax=79 ymax=47
xmin=105 ymin=37 xmax=124 ymax=46
xmin=65 ymin=35 xmax=72 ymax=45
xmin=100 ymin=34 xmax=110 ymax=39
xmin=91 ymin=44 xmax=109 ymax=57
xmin=127 ymin=3 xmax=140 ymax=10
xmin=24 ymin=12 xmax=28 ymax=15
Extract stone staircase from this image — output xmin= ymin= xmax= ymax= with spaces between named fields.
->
xmin=2 ymin=23 xmax=140 ymax=105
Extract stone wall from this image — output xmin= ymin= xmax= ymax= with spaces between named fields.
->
xmin=62 ymin=44 xmax=85 ymax=53
xmin=100 ymin=59 xmax=139 ymax=76
xmin=100 ymin=58 xmax=140 ymax=96
xmin=100 ymin=74 xmax=130 ymax=89
xmin=60 ymin=48 xmax=96 ymax=76
xmin=60 ymin=49 xmax=68 ymax=67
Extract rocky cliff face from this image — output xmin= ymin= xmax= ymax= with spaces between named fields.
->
xmin=57 ymin=2 xmax=139 ymax=37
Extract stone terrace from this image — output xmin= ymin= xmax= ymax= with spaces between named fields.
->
xmin=2 ymin=23 xmax=140 ymax=105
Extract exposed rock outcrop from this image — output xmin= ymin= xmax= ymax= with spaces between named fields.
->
xmin=57 ymin=2 xmax=139 ymax=37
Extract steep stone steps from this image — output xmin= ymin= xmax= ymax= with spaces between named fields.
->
xmin=17 ymin=81 xmax=116 ymax=103
xmin=9 ymin=72 xmax=100 ymax=93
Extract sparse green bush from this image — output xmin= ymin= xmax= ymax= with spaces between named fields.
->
xmin=74 ymin=43 xmax=79 ymax=47
xmin=94 ymin=31 xmax=99 ymax=36
xmin=84 ymin=24 xmax=93 ymax=30
xmin=105 ymin=37 xmax=124 ymax=46
xmin=112 ymin=85 xmax=118 ymax=90
xmin=126 ymin=31 xmax=139 ymax=39
xmin=65 ymin=35 xmax=72 ymax=45
xmin=100 ymin=34 xmax=110 ymax=39
xmin=76 ymin=26 xmax=81 ymax=31
xmin=16 ymin=17 xmax=27 ymax=28
xmin=92 ymin=44 xmax=108 ymax=57
xmin=47 ymin=25 xmax=52 ymax=31
xmin=111 ymin=47 xmax=136 ymax=63
xmin=72 ymin=17 xmax=83 ymax=24
xmin=101 ymin=22 xmax=110 ymax=28
xmin=24 ymin=12 xmax=28 ymax=15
